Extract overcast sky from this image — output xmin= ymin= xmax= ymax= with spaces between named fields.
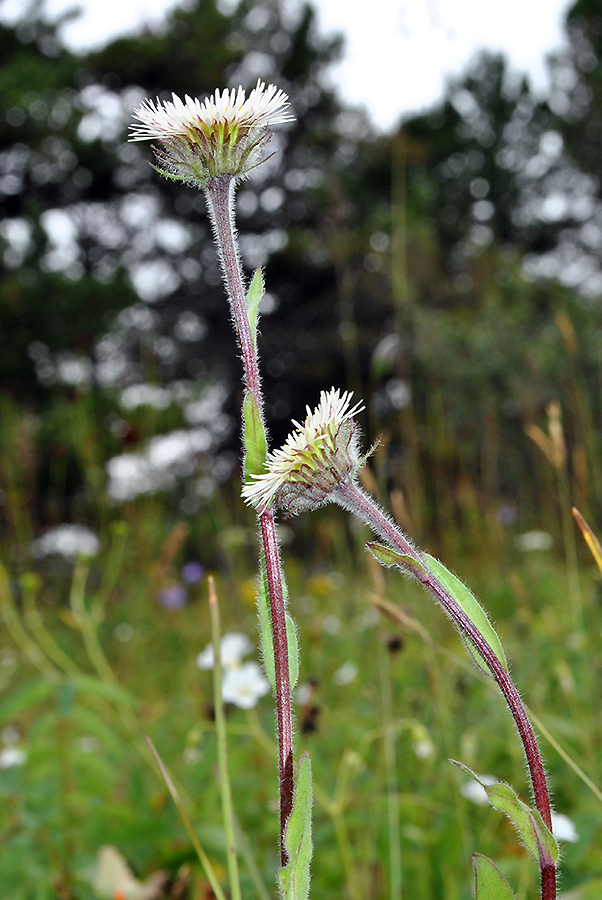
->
xmin=5 ymin=0 xmax=574 ymax=131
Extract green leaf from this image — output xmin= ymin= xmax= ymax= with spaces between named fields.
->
xmin=422 ymin=553 xmax=508 ymax=673
xmin=473 ymin=854 xmax=516 ymax=900
xmin=286 ymin=612 xmax=299 ymax=689
xmin=366 ymin=542 xmax=428 ymax=580
xmin=56 ymin=680 xmax=76 ymax=717
xmin=243 ymin=390 xmax=267 ymax=481
xmin=247 ymin=266 xmax=264 ymax=346
xmin=257 ymin=553 xmax=276 ymax=693
xmin=0 ymin=679 xmax=55 ymax=724
xmin=279 ymin=753 xmax=313 ymax=900
xmin=453 ymin=762 xmax=558 ymax=867
xmin=257 ymin=553 xmax=298 ymax=693
xmin=71 ymin=674 xmax=135 ymax=708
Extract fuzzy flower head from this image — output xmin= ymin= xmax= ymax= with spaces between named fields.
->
xmin=242 ymin=388 xmax=366 ymax=516
xmin=130 ymin=80 xmax=293 ymax=187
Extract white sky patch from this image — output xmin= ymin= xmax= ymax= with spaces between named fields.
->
xmin=4 ymin=0 xmax=573 ymax=132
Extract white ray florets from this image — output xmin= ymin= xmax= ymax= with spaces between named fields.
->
xmin=130 ymin=80 xmax=293 ymax=186
xmin=242 ymin=388 xmax=366 ymax=515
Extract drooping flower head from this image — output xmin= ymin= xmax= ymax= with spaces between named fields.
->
xmin=242 ymin=388 xmax=367 ymax=515
xmin=130 ymin=80 xmax=293 ymax=187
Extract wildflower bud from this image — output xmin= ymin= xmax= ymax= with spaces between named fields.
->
xmin=242 ymin=389 xmax=366 ymax=515
xmin=130 ymin=80 xmax=293 ymax=187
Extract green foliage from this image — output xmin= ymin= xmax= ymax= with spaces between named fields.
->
xmin=278 ymin=753 xmax=313 ymax=900
xmin=421 ymin=553 xmax=508 ymax=674
xmin=247 ymin=266 xmax=265 ymax=348
xmin=453 ymin=762 xmax=559 ymax=867
xmin=257 ymin=551 xmax=299 ymax=694
xmin=366 ymin=541 xmax=508 ymax=674
xmin=243 ymin=390 xmax=268 ymax=481
xmin=473 ymin=854 xmax=516 ymax=900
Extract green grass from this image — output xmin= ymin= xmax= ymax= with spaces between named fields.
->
xmin=1 ymin=496 xmax=602 ymax=900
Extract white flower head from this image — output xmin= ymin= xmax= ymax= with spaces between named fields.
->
xmin=130 ymin=80 xmax=294 ymax=187
xmin=242 ymin=388 xmax=366 ymax=516
xmin=222 ymin=661 xmax=270 ymax=709
xmin=196 ymin=632 xmax=253 ymax=670
xmin=0 ymin=746 xmax=26 ymax=769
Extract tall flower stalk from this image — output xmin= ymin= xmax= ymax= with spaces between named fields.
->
xmin=244 ymin=388 xmax=558 ymax=900
xmin=131 ymin=81 xmax=296 ymax=863
xmin=132 ymin=81 xmax=559 ymax=900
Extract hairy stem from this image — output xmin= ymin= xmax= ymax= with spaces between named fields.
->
xmin=334 ymin=477 xmax=556 ymax=900
xmin=205 ymin=175 xmax=294 ymax=864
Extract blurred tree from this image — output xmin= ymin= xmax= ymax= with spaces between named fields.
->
xmin=0 ymin=0 xmax=367 ymax=440
xmin=2 ymin=0 xmax=602 ymax=538
xmin=334 ymin=47 xmax=602 ymax=538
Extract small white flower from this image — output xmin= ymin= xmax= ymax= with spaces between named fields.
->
xmin=31 ymin=524 xmax=100 ymax=559
xmin=130 ymin=80 xmax=293 ymax=186
xmin=333 ymin=661 xmax=358 ymax=686
xmin=413 ymin=738 xmax=435 ymax=759
xmin=551 ymin=811 xmax=579 ymax=843
xmin=242 ymin=388 xmax=366 ymax=515
xmin=0 ymin=746 xmax=26 ymax=769
xmin=222 ymin=661 xmax=270 ymax=709
xmin=460 ymin=774 xmax=498 ymax=805
xmin=196 ymin=632 xmax=253 ymax=670
xmin=515 ymin=530 xmax=554 ymax=552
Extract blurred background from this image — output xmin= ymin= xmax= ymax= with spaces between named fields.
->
xmin=1 ymin=0 xmax=602 ymax=897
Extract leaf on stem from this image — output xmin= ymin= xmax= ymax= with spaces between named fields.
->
xmin=243 ymin=390 xmax=267 ymax=481
xmin=366 ymin=543 xmax=507 ymax=675
xmin=286 ymin=611 xmax=299 ymax=689
xmin=257 ymin=556 xmax=276 ymax=692
xmin=452 ymin=762 xmax=558 ymax=867
xmin=257 ymin=553 xmax=299 ymax=692
xmin=278 ymin=753 xmax=313 ymax=900
xmin=366 ymin=542 xmax=428 ymax=580
xmin=473 ymin=854 xmax=516 ymax=900
xmin=247 ymin=265 xmax=264 ymax=347
xmin=421 ymin=554 xmax=508 ymax=674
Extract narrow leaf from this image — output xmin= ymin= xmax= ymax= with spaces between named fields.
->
xmin=366 ymin=542 xmax=428 ymax=580
xmin=573 ymin=507 xmax=602 ymax=574
xmin=247 ymin=266 xmax=264 ymax=346
xmin=286 ymin=612 xmax=299 ymax=689
xmin=0 ymin=679 xmax=54 ymax=724
xmin=257 ymin=553 xmax=298 ymax=693
xmin=71 ymin=674 xmax=135 ymax=708
xmin=243 ymin=391 xmax=267 ymax=481
xmin=257 ymin=553 xmax=276 ymax=692
xmin=146 ymin=737 xmax=228 ymax=900
xmin=422 ymin=554 xmax=507 ymax=673
xmin=473 ymin=854 xmax=516 ymax=900
xmin=453 ymin=762 xmax=558 ymax=866
xmin=278 ymin=753 xmax=313 ymax=900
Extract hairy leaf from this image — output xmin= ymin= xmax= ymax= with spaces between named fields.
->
xmin=247 ymin=265 xmax=264 ymax=346
xmin=453 ymin=762 xmax=558 ymax=866
xmin=422 ymin=554 xmax=508 ymax=673
xmin=366 ymin=542 xmax=428 ymax=580
xmin=473 ymin=854 xmax=516 ymax=900
xmin=279 ymin=753 xmax=313 ymax=900
xmin=243 ymin=390 xmax=267 ymax=481
xmin=257 ymin=553 xmax=298 ymax=693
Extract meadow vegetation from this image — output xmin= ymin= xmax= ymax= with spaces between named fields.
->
xmin=2 ymin=1 xmax=602 ymax=898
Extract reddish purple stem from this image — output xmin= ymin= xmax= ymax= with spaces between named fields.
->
xmin=205 ymin=175 xmax=294 ymax=865
xmin=334 ymin=477 xmax=556 ymax=900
